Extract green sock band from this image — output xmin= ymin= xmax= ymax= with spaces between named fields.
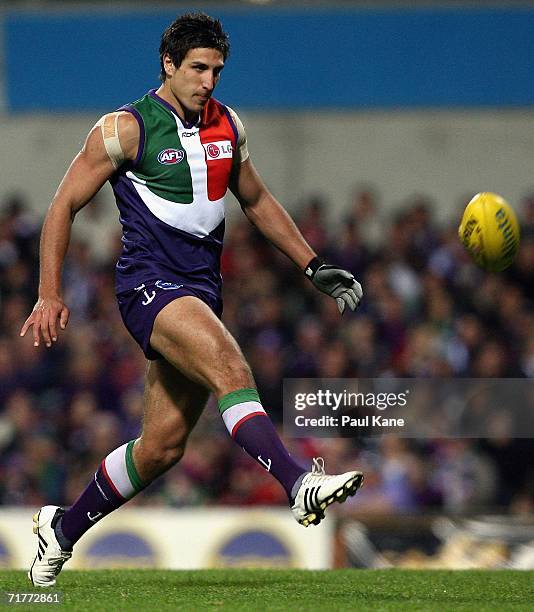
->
xmin=218 ymin=388 xmax=260 ymax=414
xmin=125 ymin=440 xmax=145 ymax=493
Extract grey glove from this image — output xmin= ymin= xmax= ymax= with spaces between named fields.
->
xmin=304 ymin=257 xmax=363 ymax=314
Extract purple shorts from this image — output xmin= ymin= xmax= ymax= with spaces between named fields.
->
xmin=117 ymin=280 xmax=223 ymax=360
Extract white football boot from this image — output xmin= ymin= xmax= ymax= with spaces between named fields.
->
xmin=28 ymin=506 xmax=72 ymax=587
xmin=291 ymin=458 xmax=364 ymax=527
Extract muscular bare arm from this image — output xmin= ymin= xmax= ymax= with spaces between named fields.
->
xmin=20 ymin=112 xmax=139 ymax=347
xmin=231 ymin=157 xmax=363 ymax=313
xmin=230 ymin=158 xmax=316 ymax=270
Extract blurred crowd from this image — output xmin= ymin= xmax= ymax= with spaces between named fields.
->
xmin=0 ymin=187 xmax=533 ymax=516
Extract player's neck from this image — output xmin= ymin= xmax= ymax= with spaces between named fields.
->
xmin=154 ymin=85 xmax=199 ymax=126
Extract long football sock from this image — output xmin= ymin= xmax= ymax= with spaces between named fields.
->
xmin=56 ymin=440 xmax=145 ymax=548
xmin=218 ymin=388 xmax=306 ymax=499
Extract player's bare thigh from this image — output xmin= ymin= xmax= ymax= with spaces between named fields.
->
xmin=150 ymin=295 xmax=255 ymax=397
xmin=133 ymin=357 xmax=210 ymax=482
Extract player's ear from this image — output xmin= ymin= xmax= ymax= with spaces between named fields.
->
xmin=163 ymin=54 xmax=176 ymax=78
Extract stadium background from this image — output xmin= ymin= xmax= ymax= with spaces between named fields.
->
xmin=0 ymin=1 xmax=533 ymax=570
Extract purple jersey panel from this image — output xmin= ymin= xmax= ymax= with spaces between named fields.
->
xmin=111 ymin=173 xmax=224 ymax=297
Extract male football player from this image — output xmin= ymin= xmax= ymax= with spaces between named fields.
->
xmin=21 ymin=13 xmax=364 ymax=586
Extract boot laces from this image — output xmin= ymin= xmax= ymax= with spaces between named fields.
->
xmin=305 ymin=457 xmax=329 ymax=485
xmin=311 ymin=457 xmax=326 ymax=476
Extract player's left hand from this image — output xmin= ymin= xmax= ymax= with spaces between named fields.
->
xmin=304 ymin=257 xmax=363 ymax=314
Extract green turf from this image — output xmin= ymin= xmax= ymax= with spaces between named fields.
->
xmin=1 ymin=569 xmax=533 ymax=611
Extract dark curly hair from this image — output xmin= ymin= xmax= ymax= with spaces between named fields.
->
xmin=159 ymin=12 xmax=230 ymax=82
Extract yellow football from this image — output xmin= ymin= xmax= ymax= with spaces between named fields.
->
xmin=458 ymin=192 xmax=520 ymax=272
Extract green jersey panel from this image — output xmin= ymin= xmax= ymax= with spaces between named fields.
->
xmin=129 ymin=93 xmax=194 ymax=204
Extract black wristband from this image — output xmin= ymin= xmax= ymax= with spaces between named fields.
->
xmin=304 ymin=256 xmax=324 ymax=279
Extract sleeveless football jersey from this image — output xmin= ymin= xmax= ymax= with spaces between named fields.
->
xmin=110 ymin=89 xmax=240 ymax=296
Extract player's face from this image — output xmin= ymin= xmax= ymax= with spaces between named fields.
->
xmin=164 ymin=48 xmax=224 ymax=120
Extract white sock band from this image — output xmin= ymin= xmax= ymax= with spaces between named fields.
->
xmin=101 ymin=440 xmax=143 ymax=500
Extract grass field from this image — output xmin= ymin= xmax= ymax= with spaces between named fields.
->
xmin=1 ymin=569 xmax=533 ymax=611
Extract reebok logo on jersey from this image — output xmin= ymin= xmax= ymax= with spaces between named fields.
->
xmin=157 ymin=149 xmax=185 ymax=165
xmin=203 ymin=141 xmax=233 ymax=160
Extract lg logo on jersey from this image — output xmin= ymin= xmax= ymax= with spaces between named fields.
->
xmin=203 ymin=141 xmax=233 ymax=160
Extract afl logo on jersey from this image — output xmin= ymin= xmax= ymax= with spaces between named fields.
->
xmin=203 ymin=140 xmax=233 ymax=160
xmin=157 ymin=149 xmax=185 ymax=165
